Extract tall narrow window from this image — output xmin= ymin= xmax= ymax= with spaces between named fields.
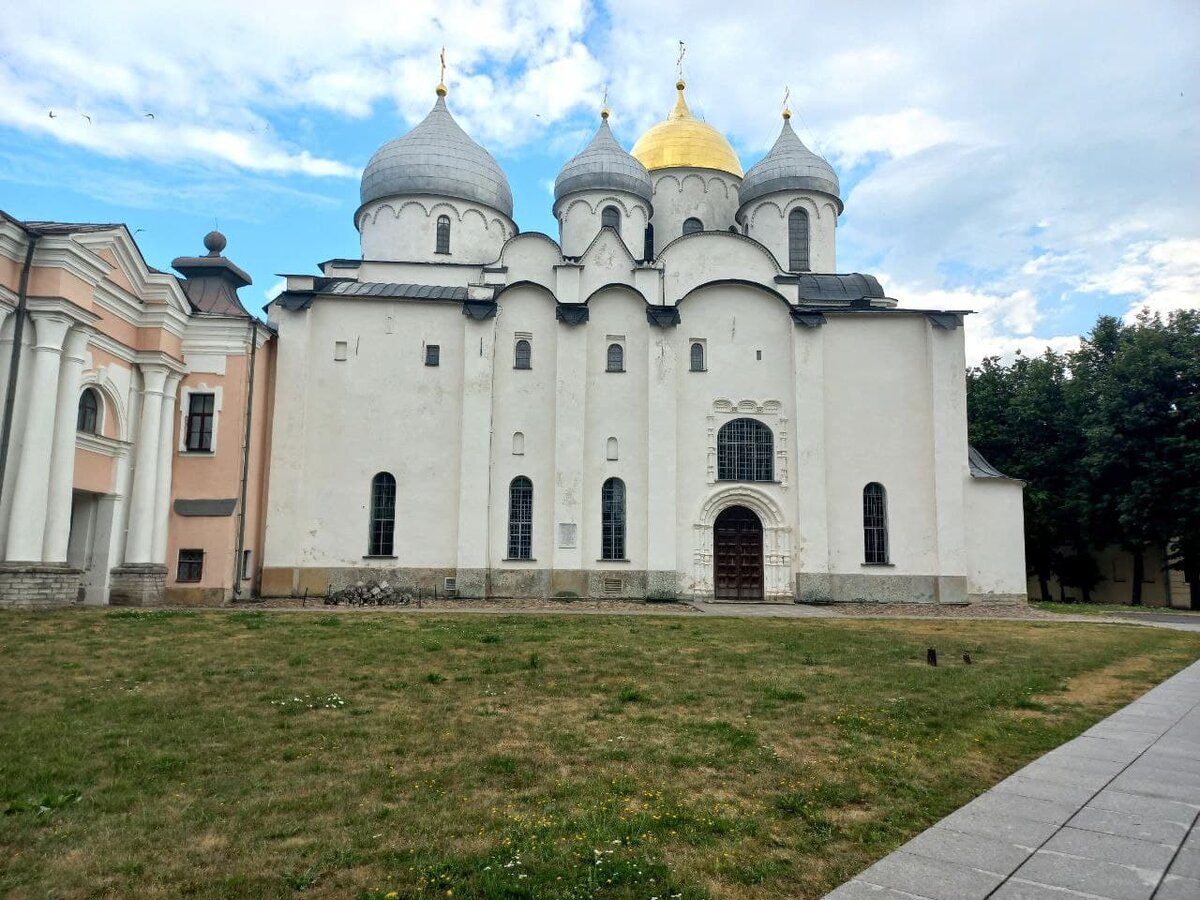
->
xmin=508 ymin=477 xmax=533 ymax=559
xmin=683 ymin=217 xmax=703 ymax=235
xmin=606 ymin=437 xmax=618 ymax=461
xmin=643 ymin=224 xmax=654 ymax=260
xmin=601 ymin=477 xmax=626 ymax=561
xmin=512 ymin=431 xmax=525 ymax=455
xmin=788 ymin=208 xmax=810 ymax=271
xmin=77 ymin=388 xmax=99 ymax=434
xmin=601 ymin=206 xmax=620 ymax=231
xmin=435 ymin=215 xmax=451 ymax=254
xmin=185 ymin=392 xmax=215 ymax=452
xmin=514 ymin=338 xmax=532 ymax=369
xmin=716 ymin=418 xmax=774 ymax=481
xmin=368 ymin=472 xmax=396 ymax=556
xmin=690 ymin=342 xmax=705 ymax=372
xmin=863 ymin=483 xmax=889 ymax=564
xmin=606 ymin=343 xmax=624 ymax=372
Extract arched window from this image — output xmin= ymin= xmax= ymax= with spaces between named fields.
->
xmin=601 ymin=206 xmax=620 ymax=231
xmin=435 ymin=215 xmax=451 ymax=254
xmin=863 ymin=483 xmax=889 ymax=564
xmin=514 ymin=339 xmax=532 ymax=369
xmin=683 ymin=217 xmax=703 ymax=235
xmin=512 ymin=431 xmax=524 ymax=455
xmin=690 ymin=342 xmax=705 ymax=372
xmin=76 ymin=388 xmax=99 ymax=434
xmin=508 ymin=477 xmax=533 ymax=559
xmin=606 ymin=437 xmax=618 ymax=461
xmin=368 ymin=472 xmax=396 ymax=556
xmin=716 ymin=418 xmax=774 ymax=481
xmin=606 ymin=343 xmax=624 ymax=372
xmin=601 ymin=477 xmax=626 ymax=561
xmin=788 ymin=208 xmax=810 ymax=271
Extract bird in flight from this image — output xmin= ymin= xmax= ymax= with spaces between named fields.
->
xmin=48 ymin=110 xmax=56 ymax=118
xmin=80 ymin=113 xmax=91 ymax=123
xmin=144 ymin=112 xmax=155 ymax=119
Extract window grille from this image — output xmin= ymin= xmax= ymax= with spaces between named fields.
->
xmin=514 ymin=338 xmax=532 ymax=369
xmin=185 ymin=392 xmax=216 ymax=452
xmin=606 ymin=343 xmax=624 ymax=372
xmin=77 ymin=388 xmax=99 ymax=434
xmin=788 ymin=208 xmax=810 ymax=271
xmin=368 ymin=472 xmax=396 ymax=556
xmin=508 ymin=477 xmax=533 ymax=559
xmin=425 ymin=344 xmax=440 ymax=366
xmin=601 ymin=477 xmax=626 ymax=561
xmin=690 ymin=342 xmax=705 ymax=372
xmin=177 ymin=549 xmax=203 ymax=583
xmin=683 ymin=217 xmax=703 ymax=235
xmin=436 ymin=215 xmax=451 ymax=254
xmin=863 ymin=482 xmax=889 ymax=564
xmin=601 ymin=206 xmax=620 ymax=231
xmin=716 ymin=418 xmax=774 ymax=481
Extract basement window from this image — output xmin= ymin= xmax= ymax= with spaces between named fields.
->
xmin=177 ymin=549 xmax=204 ymax=583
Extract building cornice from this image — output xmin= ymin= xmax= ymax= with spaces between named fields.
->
xmin=76 ymin=431 xmax=132 ymax=458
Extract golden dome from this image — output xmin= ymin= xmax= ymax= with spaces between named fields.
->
xmin=631 ymin=80 xmax=743 ymax=178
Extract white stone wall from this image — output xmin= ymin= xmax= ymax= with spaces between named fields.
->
xmin=648 ymin=169 xmax=742 ymax=252
xmin=357 ymin=194 xmax=515 ymax=264
xmin=966 ymin=478 xmax=1027 ymax=600
xmin=555 ymin=191 xmax=650 ymax=259
xmin=738 ymin=193 xmax=839 ymax=273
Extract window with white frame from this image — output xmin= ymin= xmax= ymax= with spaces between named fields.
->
xmin=716 ymin=418 xmax=774 ymax=481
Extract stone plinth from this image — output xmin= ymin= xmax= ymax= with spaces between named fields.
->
xmin=108 ymin=564 xmax=167 ymax=606
xmin=0 ymin=562 xmax=83 ymax=607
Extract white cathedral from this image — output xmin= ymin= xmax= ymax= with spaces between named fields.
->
xmin=259 ymin=79 xmax=1027 ymax=605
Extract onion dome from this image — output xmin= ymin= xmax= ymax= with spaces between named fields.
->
xmin=631 ymin=81 xmax=743 ymax=178
xmin=554 ymin=110 xmax=653 ymax=205
xmin=359 ymin=85 xmax=513 ymax=218
xmin=739 ymin=112 xmax=842 ymax=212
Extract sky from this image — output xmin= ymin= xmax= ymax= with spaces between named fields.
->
xmin=1 ymin=0 xmax=1196 ymax=364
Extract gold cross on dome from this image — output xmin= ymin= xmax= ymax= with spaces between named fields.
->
xmin=676 ymin=40 xmax=686 ymax=80
xmin=439 ymin=47 xmax=446 ymax=85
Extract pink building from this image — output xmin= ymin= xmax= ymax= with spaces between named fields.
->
xmin=0 ymin=213 xmax=274 ymax=606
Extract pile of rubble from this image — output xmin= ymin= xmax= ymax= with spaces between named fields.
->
xmin=324 ymin=580 xmax=412 ymax=606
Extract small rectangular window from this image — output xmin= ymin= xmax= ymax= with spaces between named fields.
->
xmin=184 ymin=393 xmax=215 ymax=452
xmin=177 ymin=549 xmax=204 ymax=583
xmin=240 ymin=549 xmax=252 ymax=580
xmin=334 ymin=340 xmax=348 ymax=361
xmin=425 ymin=344 xmax=440 ymax=366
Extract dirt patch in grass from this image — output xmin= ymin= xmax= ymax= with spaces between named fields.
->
xmin=0 ymin=611 xmax=1197 ymax=899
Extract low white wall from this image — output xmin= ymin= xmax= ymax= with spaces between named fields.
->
xmin=965 ymin=478 xmax=1027 ymax=599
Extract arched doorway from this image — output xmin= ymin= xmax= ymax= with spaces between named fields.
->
xmin=713 ymin=506 xmax=763 ymax=600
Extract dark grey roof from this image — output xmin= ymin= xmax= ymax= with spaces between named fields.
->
xmin=739 ymin=118 xmax=841 ymax=211
xmin=325 ymin=281 xmax=468 ymax=300
xmin=789 ymin=273 xmax=884 ymax=303
xmin=968 ymin=446 xmax=1013 ymax=479
xmin=360 ymin=93 xmax=513 ymax=217
xmin=174 ymin=498 xmax=237 ymax=517
xmin=554 ymin=117 xmax=653 ymax=205
xmin=172 ymin=242 xmax=253 ymax=318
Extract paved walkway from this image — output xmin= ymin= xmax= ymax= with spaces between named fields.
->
xmin=825 ymin=659 xmax=1200 ymax=899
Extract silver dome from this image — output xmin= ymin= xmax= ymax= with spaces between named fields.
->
xmin=739 ymin=118 xmax=842 ymax=212
xmin=554 ymin=116 xmax=653 ymax=206
xmin=360 ymin=93 xmax=513 ymax=218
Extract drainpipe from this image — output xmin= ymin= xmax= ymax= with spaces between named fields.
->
xmin=232 ymin=318 xmax=258 ymax=598
xmin=0 ymin=230 xmax=39 ymax=504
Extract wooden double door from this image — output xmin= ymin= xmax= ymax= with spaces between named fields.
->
xmin=713 ymin=506 xmax=764 ymax=600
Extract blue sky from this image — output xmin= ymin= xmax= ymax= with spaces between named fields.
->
xmin=2 ymin=0 xmax=1196 ymax=362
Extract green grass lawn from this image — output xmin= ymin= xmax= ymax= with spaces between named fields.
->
xmin=2 ymin=610 xmax=1198 ymax=900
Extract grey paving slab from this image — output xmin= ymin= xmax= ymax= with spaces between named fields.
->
xmin=1167 ymin=847 xmax=1200 ymax=879
xmin=989 ymin=881 xmax=1108 ymax=899
xmin=897 ymin=825 xmax=1031 ymax=875
xmin=823 ymin=881 xmax=931 ymax=899
xmin=1069 ymin=805 xmax=1193 ymax=845
xmin=1040 ymin=827 xmax=1175 ymax=870
xmin=1010 ymin=848 xmax=1161 ymax=899
xmin=1155 ymin=873 xmax=1200 ymax=900
xmin=821 ymin=657 xmax=1200 ymax=900
xmin=856 ymin=851 xmax=1006 ymax=900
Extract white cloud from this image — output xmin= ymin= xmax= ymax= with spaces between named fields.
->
xmin=1080 ymin=239 xmax=1200 ymax=321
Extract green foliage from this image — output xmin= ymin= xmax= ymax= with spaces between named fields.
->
xmin=967 ymin=309 xmax=1200 ymax=607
